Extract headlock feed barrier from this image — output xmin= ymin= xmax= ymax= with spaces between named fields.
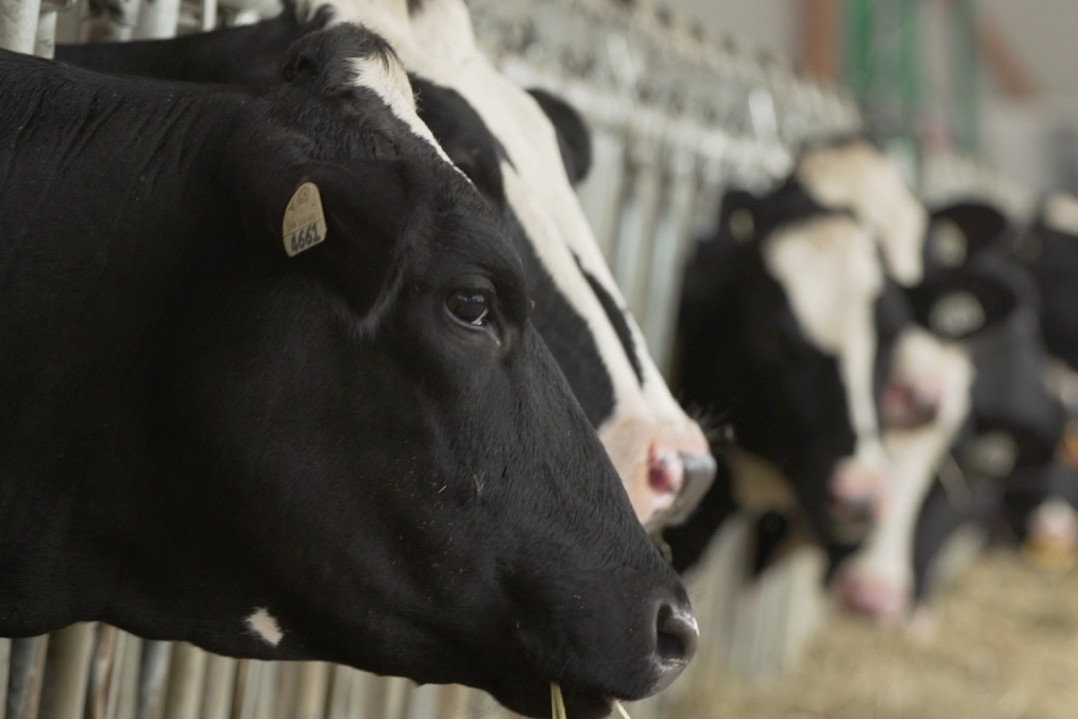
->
xmin=0 ymin=0 xmax=1025 ymax=717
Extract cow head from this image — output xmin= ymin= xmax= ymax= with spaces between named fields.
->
xmin=0 ymin=26 xmax=696 ymax=719
xmin=676 ymin=183 xmax=902 ymax=546
xmin=322 ymin=0 xmax=715 ymax=529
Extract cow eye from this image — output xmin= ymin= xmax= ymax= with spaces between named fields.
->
xmin=446 ymin=290 xmax=491 ymax=327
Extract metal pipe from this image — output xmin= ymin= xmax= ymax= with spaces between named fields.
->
xmin=0 ymin=0 xmax=44 ymax=53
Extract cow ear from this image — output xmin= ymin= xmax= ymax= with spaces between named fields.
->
xmin=925 ymin=202 xmax=1009 ymax=271
xmin=242 ymin=155 xmax=417 ymax=318
xmin=527 ymin=88 xmax=593 ymax=186
xmin=411 ymin=76 xmax=507 ymax=205
xmin=908 ymin=273 xmax=1018 ymax=340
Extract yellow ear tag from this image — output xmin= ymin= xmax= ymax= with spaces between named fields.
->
xmin=282 ymin=182 xmax=327 ymax=257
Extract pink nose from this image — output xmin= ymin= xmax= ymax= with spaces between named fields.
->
xmin=648 ymin=446 xmax=684 ymax=496
xmin=646 ymin=444 xmax=717 ymax=526
xmin=829 ymin=461 xmax=886 ymax=540
xmin=1024 ymin=500 xmax=1078 ymax=570
xmin=881 ymin=380 xmax=942 ymax=429
xmin=833 ymin=571 xmax=910 ymax=624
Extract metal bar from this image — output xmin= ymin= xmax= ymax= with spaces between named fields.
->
xmin=162 ymin=644 xmax=208 ymax=719
xmin=133 ymin=0 xmax=180 ymax=39
xmin=8 ymin=636 xmax=49 ymax=719
xmin=34 ymin=9 xmax=56 ymax=57
xmin=291 ymin=663 xmax=328 ymax=719
xmin=0 ymin=0 xmax=44 ymax=53
xmin=0 ymin=638 xmax=10 ymax=719
xmin=136 ymin=641 xmax=172 ymax=719
xmin=114 ymin=634 xmax=141 ymax=719
xmin=87 ymin=624 xmax=119 ymax=719
xmin=199 ymin=656 xmax=236 ymax=719
xmin=39 ymin=623 xmax=97 ymax=719
xmin=200 ymin=0 xmax=216 ymax=31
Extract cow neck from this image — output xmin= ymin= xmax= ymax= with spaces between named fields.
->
xmin=0 ymin=66 xmax=253 ymax=267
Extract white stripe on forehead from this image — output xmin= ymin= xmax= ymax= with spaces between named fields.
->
xmin=763 ymin=216 xmax=885 ymax=464
xmin=348 ymin=46 xmax=451 ymax=161
xmin=1043 ymin=192 xmax=1078 ymax=236
xmin=796 ymin=141 xmax=927 ymax=286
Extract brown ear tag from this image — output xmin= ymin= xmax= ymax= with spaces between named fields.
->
xmin=282 ymin=182 xmax=328 ymax=257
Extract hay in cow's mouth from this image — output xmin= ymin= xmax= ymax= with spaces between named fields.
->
xmin=550 ymin=682 xmax=634 ymax=719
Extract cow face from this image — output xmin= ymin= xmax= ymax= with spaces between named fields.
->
xmin=833 ymin=203 xmax=1064 ymax=622
xmin=0 ymin=27 xmax=695 ymax=719
xmin=325 ymin=0 xmax=715 ymax=529
xmin=677 ymin=185 xmax=898 ymax=545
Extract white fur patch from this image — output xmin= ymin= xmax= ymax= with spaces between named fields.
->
xmin=846 ymin=329 xmax=974 ymax=597
xmin=1043 ymin=192 xmax=1078 ymax=237
xmin=349 ymin=52 xmax=449 ymax=159
xmin=763 ymin=215 xmax=885 ymax=467
xmin=245 ymin=608 xmax=284 ymax=646
xmin=796 ymin=141 xmax=927 ymax=286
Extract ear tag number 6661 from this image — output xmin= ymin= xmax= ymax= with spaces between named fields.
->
xmin=283 ymin=182 xmax=328 ymax=257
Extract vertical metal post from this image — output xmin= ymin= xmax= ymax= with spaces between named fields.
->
xmin=34 ymin=8 xmax=56 ymax=57
xmin=0 ymin=0 xmax=44 ymax=52
xmin=133 ymin=0 xmax=179 ymax=39
xmin=7 ymin=636 xmax=49 ymax=719
xmin=39 ymin=623 xmax=97 ymax=719
xmin=0 ymin=638 xmax=10 ymax=719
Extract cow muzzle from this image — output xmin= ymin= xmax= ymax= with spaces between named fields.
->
xmin=829 ymin=458 xmax=888 ymax=542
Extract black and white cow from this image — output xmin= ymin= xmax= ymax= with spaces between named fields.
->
xmin=834 ymin=202 xmax=1066 ymax=622
xmin=55 ymin=0 xmax=716 ymax=529
xmin=0 ymin=29 xmax=697 ymax=719
xmin=672 ymin=177 xmax=910 ymax=552
xmin=666 ymin=139 xmax=965 ymax=596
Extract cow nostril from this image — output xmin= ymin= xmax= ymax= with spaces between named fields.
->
xmin=655 ymin=601 xmax=698 ymax=666
xmin=657 ymin=451 xmax=717 ymax=526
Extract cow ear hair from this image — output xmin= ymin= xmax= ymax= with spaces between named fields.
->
xmin=280 ymin=25 xmax=396 ymax=98
xmin=527 ymin=88 xmax=593 ymax=186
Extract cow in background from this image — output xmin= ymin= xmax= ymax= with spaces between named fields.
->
xmin=670 ymin=176 xmax=910 ymax=562
xmin=834 ymin=201 xmax=1066 ymax=623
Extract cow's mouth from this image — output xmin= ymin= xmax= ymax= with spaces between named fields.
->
xmin=490 ymin=677 xmax=615 ymax=719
